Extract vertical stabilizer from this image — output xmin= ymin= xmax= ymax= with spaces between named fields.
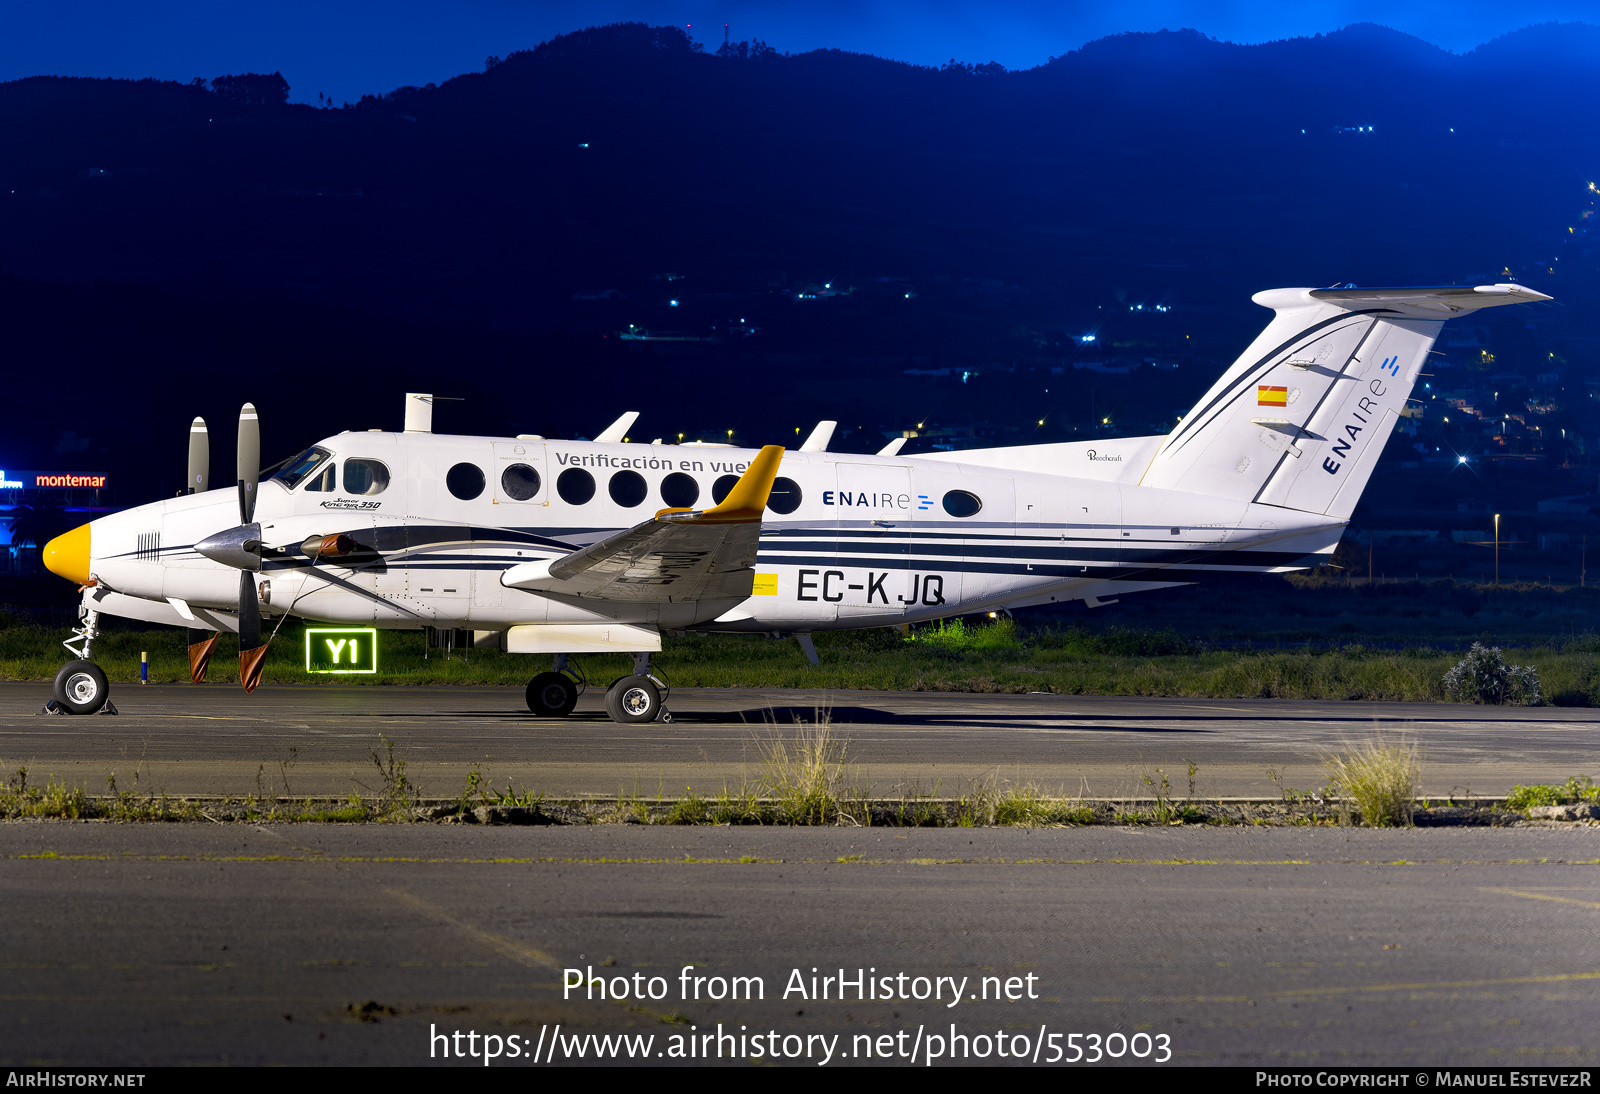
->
xmin=1138 ymin=284 xmax=1550 ymax=518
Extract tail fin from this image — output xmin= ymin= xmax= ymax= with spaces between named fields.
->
xmin=1138 ymin=284 xmax=1551 ymax=518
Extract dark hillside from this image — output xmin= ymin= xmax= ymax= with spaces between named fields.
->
xmin=2 ymin=21 xmax=1599 ymax=539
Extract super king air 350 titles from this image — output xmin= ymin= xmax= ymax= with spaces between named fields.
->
xmin=38 ymin=283 xmax=1551 ymax=723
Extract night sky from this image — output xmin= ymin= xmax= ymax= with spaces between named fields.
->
xmin=5 ymin=1 xmax=1597 ymax=105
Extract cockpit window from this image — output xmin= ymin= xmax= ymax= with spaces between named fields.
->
xmin=343 ymin=458 xmax=390 ymax=496
xmin=272 ymin=447 xmax=332 ymax=490
xmin=305 ymin=464 xmax=336 ymax=492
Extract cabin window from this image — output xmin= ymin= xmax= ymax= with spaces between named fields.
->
xmin=304 ymin=464 xmax=336 ymax=492
xmin=609 ymin=470 xmax=647 ymax=508
xmin=343 ymin=458 xmax=390 ymax=496
xmin=767 ymin=477 xmax=803 ymax=515
xmin=273 ymin=446 xmax=331 ymax=490
xmin=501 ymin=463 xmax=541 ymax=501
xmin=659 ymin=472 xmax=699 ymax=509
xmin=942 ymin=490 xmax=982 ymax=518
xmin=711 ymin=474 xmax=739 ymax=505
xmin=557 ymin=467 xmax=596 ymax=505
xmin=446 ymin=462 xmax=486 ymax=501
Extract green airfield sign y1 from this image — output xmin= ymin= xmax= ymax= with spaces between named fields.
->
xmin=305 ymin=628 xmax=378 ymax=674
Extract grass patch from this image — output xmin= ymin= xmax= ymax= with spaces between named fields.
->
xmin=1 ymin=766 xmax=90 ymax=819
xmin=756 ymin=711 xmax=851 ymax=825
xmin=3 ymin=609 xmax=1599 ymax=704
xmin=1504 ymin=775 xmax=1600 ymax=813
xmin=1323 ymin=740 xmax=1421 ymax=827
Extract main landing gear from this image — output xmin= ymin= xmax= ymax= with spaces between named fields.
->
xmin=525 ymin=654 xmax=582 ymax=717
xmin=46 ymin=592 xmax=117 ymax=716
xmin=523 ymin=653 xmax=671 ymax=724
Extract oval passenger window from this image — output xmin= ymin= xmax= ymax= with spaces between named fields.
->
xmin=659 ymin=472 xmax=699 ymax=509
xmin=942 ymin=490 xmax=982 ymax=518
xmin=711 ymin=474 xmax=739 ymax=505
xmin=767 ymin=476 xmax=803 ymax=515
xmin=342 ymin=458 xmax=390 ymax=496
xmin=446 ymin=462 xmax=485 ymax=501
xmin=609 ymin=470 xmax=647 ymax=508
xmin=501 ymin=463 xmax=541 ymax=501
xmin=557 ymin=467 xmax=596 ymax=505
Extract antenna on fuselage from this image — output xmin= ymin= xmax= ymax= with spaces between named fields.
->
xmin=595 ymin=411 xmax=640 ymax=443
xmin=799 ymin=420 xmax=836 ymax=452
xmin=404 ymin=393 xmax=435 ymax=433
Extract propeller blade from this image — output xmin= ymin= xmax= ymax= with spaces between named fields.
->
xmin=237 ymin=403 xmax=259 ymax=524
xmin=186 ymin=628 xmax=217 ymax=683
xmin=237 ymin=571 xmax=266 ymax=693
xmin=187 ymin=418 xmax=209 ymax=494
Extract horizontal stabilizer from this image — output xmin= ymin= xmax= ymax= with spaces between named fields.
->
xmin=1139 ymin=283 xmax=1552 ymax=518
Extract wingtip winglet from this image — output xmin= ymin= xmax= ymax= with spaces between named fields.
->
xmin=699 ymin=444 xmax=785 ymax=522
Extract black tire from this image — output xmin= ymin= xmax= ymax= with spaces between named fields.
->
xmin=604 ymin=675 xmax=661 ymax=724
xmin=525 ymin=672 xmax=578 ymax=717
xmin=52 ymin=660 xmax=109 ymax=715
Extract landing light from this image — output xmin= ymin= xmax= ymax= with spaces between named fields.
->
xmin=1458 ymin=455 xmax=1468 ymax=463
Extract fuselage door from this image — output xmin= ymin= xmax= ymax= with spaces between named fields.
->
xmin=830 ymin=462 xmax=912 ymax=619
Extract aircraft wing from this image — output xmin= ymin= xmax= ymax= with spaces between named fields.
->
xmin=500 ymin=445 xmax=783 ymax=603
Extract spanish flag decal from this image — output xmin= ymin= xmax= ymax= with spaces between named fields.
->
xmin=1257 ymin=385 xmax=1288 ymax=407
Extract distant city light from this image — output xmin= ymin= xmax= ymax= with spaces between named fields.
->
xmin=1080 ymin=334 xmax=1096 ymax=343
xmin=1458 ymin=455 xmax=1468 ymax=463
xmin=669 ymin=299 xmax=679 ymax=307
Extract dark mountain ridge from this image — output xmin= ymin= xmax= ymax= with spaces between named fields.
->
xmin=1 ymin=21 xmax=1597 ymax=514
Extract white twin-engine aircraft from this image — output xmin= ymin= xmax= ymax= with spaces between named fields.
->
xmin=41 ymin=283 xmax=1549 ymax=722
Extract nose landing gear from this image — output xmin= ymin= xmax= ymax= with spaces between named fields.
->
xmin=45 ymin=589 xmax=116 ymax=715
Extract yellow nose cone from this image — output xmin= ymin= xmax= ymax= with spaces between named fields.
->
xmin=42 ymin=523 xmax=91 ymax=585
